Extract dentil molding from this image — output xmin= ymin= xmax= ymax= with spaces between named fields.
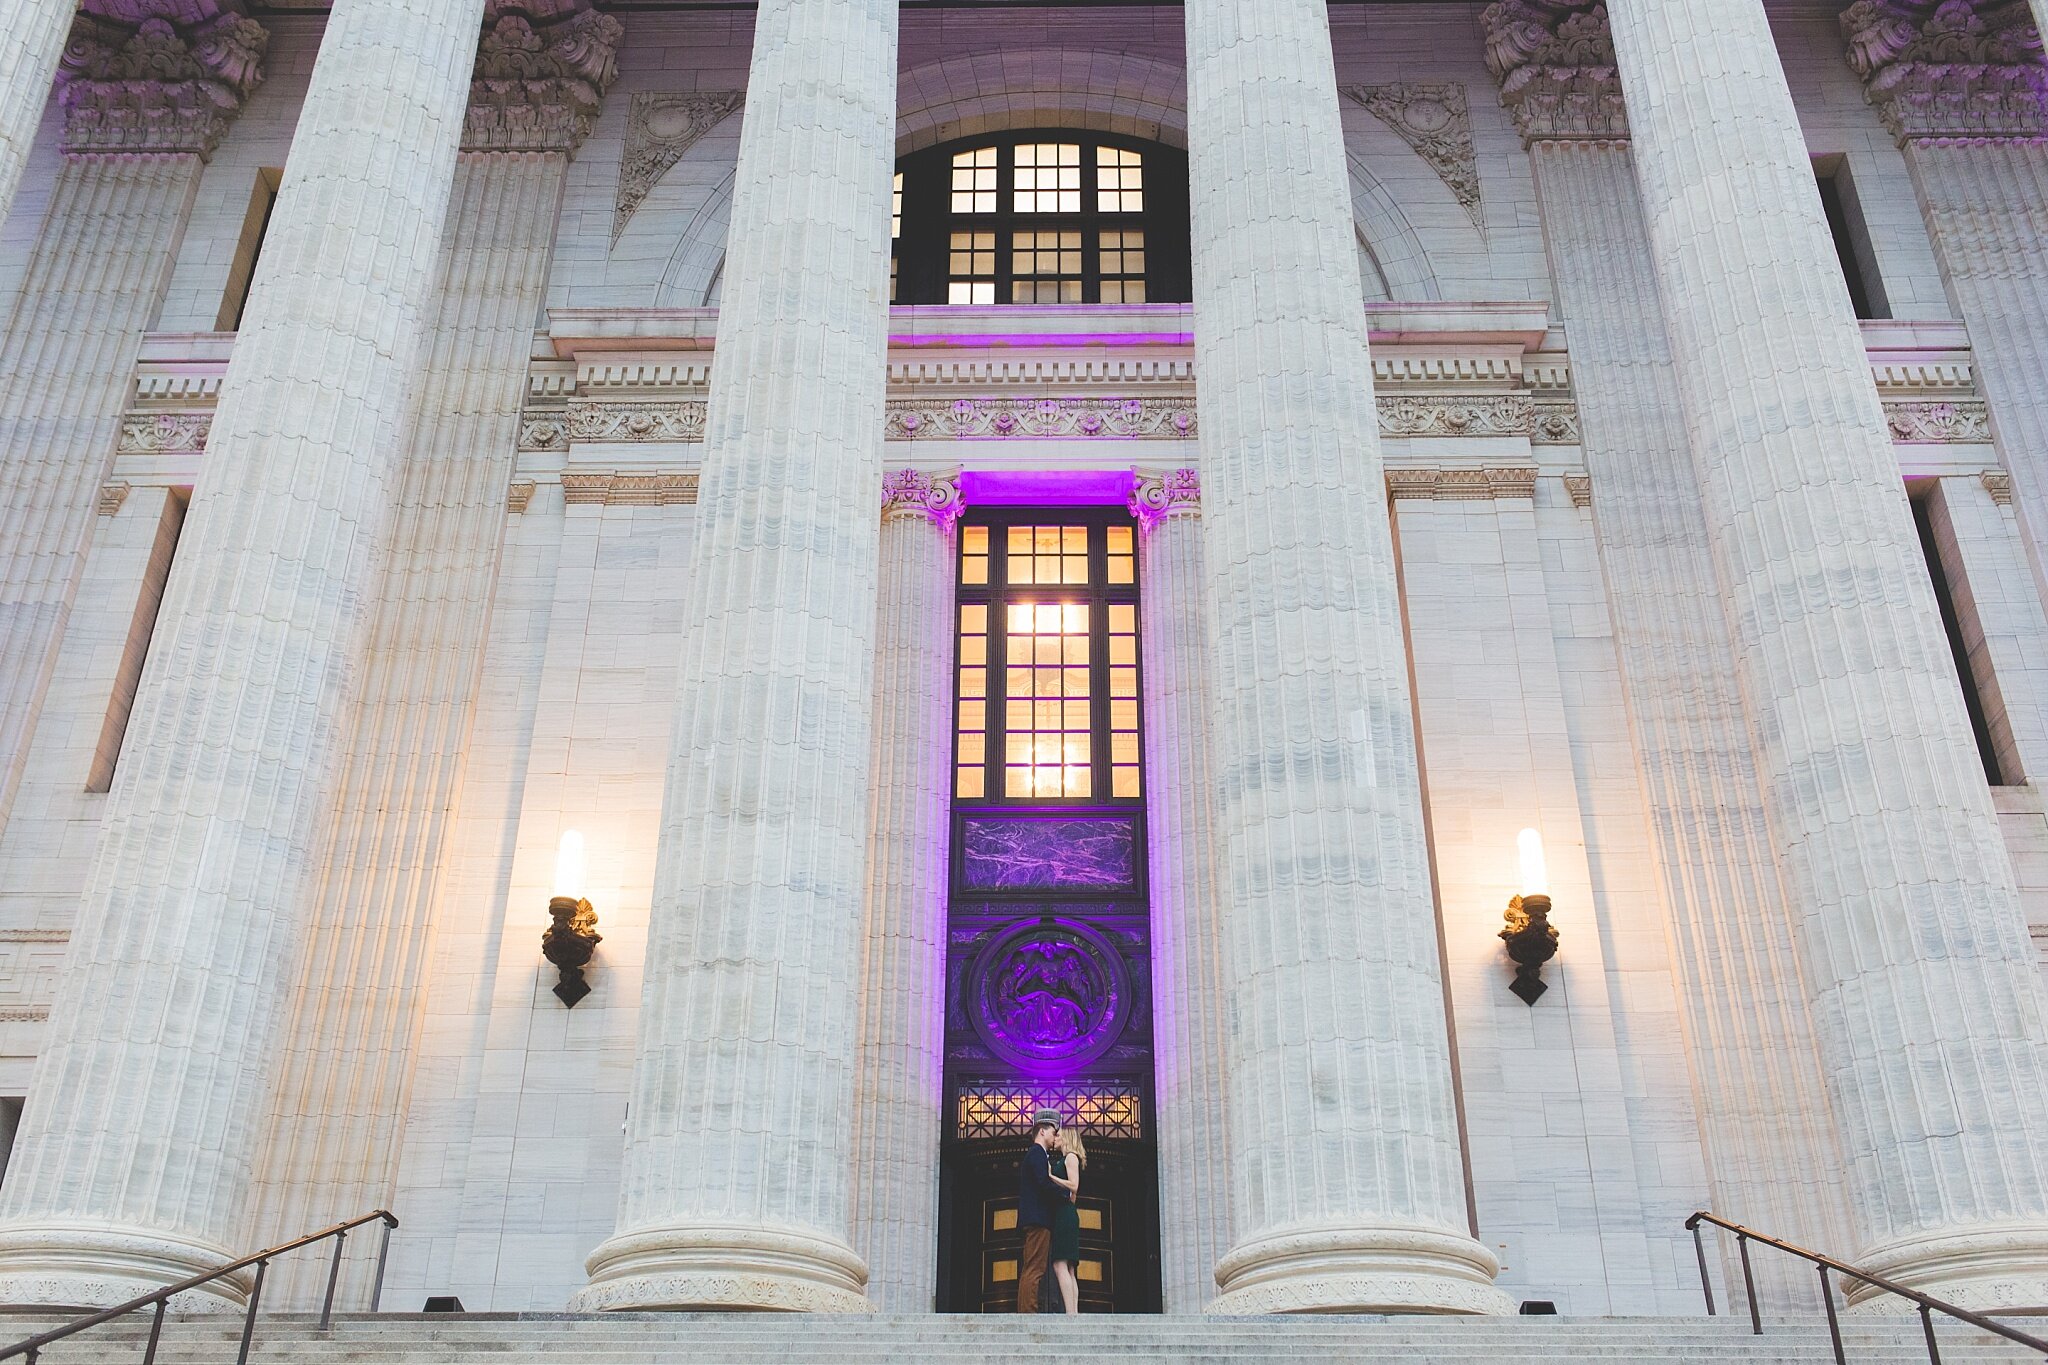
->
xmin=1842 ymin=0 xmax=2048 ymax=142
xmin=59 ymin=4 xmax=269 ymax=156
xmin=465 ymin=0 xmax=624 ymax=154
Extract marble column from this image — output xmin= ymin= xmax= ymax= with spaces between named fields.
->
xmin=0 ymin=0 xmax=487 ymax=1308
xmin=245 ymin=3 xmax=621 ymax=1308
xmin=1842 ymin=3 xmax=2048 ymax=616
xmin=1182 ymin=0 xmax=1509 ymax=1316
xmin=1130 ymin=469 xmax=1232 ymax=1313
xmin=1482 ymin=1 xmax=1855 ymax=1304
xmin=1608 ymin=0 xmax=2048 ymax=1309
xmin=574 ymin=0 xmax=897 ymax=1314
xmin=0 ymin=4 xmax=267 ymax=839
xmin=0 ymin=0 xmax=71 ymax=222
xmin=849 ymin=468 xmax=960 ymax=1314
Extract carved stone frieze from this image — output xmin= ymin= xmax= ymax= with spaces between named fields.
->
xmin=1379 ymin=393 xmax=1533 ymax=439
xmin=613 ymin=91 xmax=745 ymax=244
xmin=1479 ymin=1 xmax=1629 ymax=145
xmin=466 ymin=0 xmax=623 ymax=154
xmin=880 ymin=467 xmax=965 ymax=525
xmin=886 ymin=397 xmax=1197 ymax=441
xmin=1130 ymin=468 xmax=1202 ymax=527
xmin=1841 ymin=0 xmax=2047 ymax=141
xmin=1343 ymin=84 xmax=1486 ymax=230
xmin=565 ymin=400 xmax=708 ymax=444
xmin=1387 ymin=466 xmax=1542 ymax=501
xmin=1530 ymin=401 xmax=1583 ymax=445
xmin=561 ymin=472 xmax=700 ymax=506
xmin=1884 ymin=398 xmax=1994 ymax=441
xmin=59 ymin=5 xmax=268 ymax=155
xmin=118 ymin=411 xmax=211 ymax=454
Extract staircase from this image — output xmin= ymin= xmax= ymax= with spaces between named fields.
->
xmin=10 ymin=1313 xmax=2046 ymax=1364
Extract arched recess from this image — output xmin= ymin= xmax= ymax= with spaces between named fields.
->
xmin=653 ymin=166 xmax=736 ymax=307
xmin=896 ymin=48 xmax=1188 ymax=155
xmin=1349 ymin=150 xmax=1440 ymax=302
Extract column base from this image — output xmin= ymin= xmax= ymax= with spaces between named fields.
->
xmin=0 ymin=1221 xmax=246 ymax=1311
xmin=1845 ymin=1224 xmax=2048 ymax=1314
xmin=572 ymin=1221 xmax=871 ymax=1313
xmin=1207 ymin=1221 xmax=1514 ymax=1315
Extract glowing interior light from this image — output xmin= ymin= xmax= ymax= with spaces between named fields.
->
xmin=554 ymin=829 xmax=587 ymax=902
xmin=1517 ymin=828 xmax=1549 ymax=898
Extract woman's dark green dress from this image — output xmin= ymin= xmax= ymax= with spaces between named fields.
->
xmin=1049 ymin=1155 xmax=1081 ymax=1265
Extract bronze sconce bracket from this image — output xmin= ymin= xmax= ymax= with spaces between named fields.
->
xmin=542 ymin=895 xmax=602 ymax=1007
xmin=1500 ymin=893 xmax=1559 ymax=1005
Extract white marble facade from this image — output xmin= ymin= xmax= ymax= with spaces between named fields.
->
xmin=0 ymin=0 xmax=2039 ymax=1322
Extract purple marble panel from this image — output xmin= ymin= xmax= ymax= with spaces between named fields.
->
xmin=961 ymin=817 xmax=1136 ymax=890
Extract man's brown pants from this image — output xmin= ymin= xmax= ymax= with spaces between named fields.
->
xmin=1016 ymin=1226 xmax=1051 ymax=1313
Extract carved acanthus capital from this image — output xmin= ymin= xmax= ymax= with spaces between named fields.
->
xmin=881 ymin=467 xmax=965 ymax=527
xmin=1479 ymin=0 xmax=1628 ymax=145
xmin=1129 ymin=468 xmax=1201 ymax=529
xmin=465 ymin=0 xmax=624 ymax=154
xmin=1841 ymin=0 xmax=2048 ymax=141
xmin=59 ymin=3 xmax=268 ymax=156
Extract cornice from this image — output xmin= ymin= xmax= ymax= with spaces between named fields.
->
xmin=1480 ymin=0 xmax=1629 ymax=146
xmin=59 ymin=5 xmax=269 ymax=156
xmin=466 ymin=0 xmax=624 ymax=154
xmin=1842 ymin=0 xmax=2048 ymax=142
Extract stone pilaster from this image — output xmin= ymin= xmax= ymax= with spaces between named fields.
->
xmin=246 ymin=5 xmax=619 ymax=1306
xmin=849 ymin=468 xmax=960 ymax=1314
xmin=1842 ymin=4 xmax=2048 ymax=641
xmin=1182 ymin=0 xmax=1510 ymax=1316
xmin=1481 ymin=0 xmax=1856 ymax=1305
xmin=1129 ymin=469 xmax=1231 ymax=1313
xmin=0 ymin=0 xmax=486 ymax=1308
xmin=573 ymin=0 xmax=898 ymax=1314
xmin=1608 ymin=0 xmax=2048 ymax=1310
xmin=0 ymin=2 xmax=266 ymax=846
xmin=0 ymin=0 xmax=72 ymax=220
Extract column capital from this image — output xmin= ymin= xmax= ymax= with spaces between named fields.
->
xmin=465 ymin=0 xmax=623 ymax=154
xmin=1842 ymin=0 xmax=2048 ymax=142
xmin=881 ymin=466 xmax=964 ymax=527
xmin=1481 ymin=0 xmax=1628 ymax=146
xmin=1129 ymin=467 xmax=1201 ymax=528
xmin=58 ymin=3 xmax=268 ymax=157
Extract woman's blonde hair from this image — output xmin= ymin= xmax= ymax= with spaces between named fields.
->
xmin=1057 ymin=1127 xmax=1088 ymax=1170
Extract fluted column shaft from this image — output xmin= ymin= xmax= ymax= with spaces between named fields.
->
xmin=0 ymin=0 xmax=486 ymax=1308
xmin=575 ymin=0 xmax=897 ymax=1314
xmin=1608 ymin=0 xmax=2048 ymax=1308
xmin=1519 ymin=133 xmax=1855 ymax=1302
xmin=0 ymin=0 xmax=69 ymax=222
xmin=1183 ymin=0 xmax=1508 ymax=1316
xmin=1131 ymin=471 xmax=1231 ymax=1313
xmin=849 ymin=470 xmax=959 ymax=1314
xmin=0 ymin=153 xmax=203 ymax=836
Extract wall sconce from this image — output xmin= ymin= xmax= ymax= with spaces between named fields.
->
xmin=1499 ymin=827 xmax=1559 ymax=1005
xmin=542 ymin=830 xmax=602 ymax=1007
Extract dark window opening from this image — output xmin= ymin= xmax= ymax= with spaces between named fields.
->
xmin=893 ymin=131 xmax=1191 ymax=306
xmin=216 ymin=167 xmax=281 ymax=332
xmin=1912 ymin=486 xmax=2011 ymax=784
xmin=1815 ymin=157 xmax=1890 ymax=321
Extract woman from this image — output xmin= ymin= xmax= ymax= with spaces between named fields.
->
xmin=1046 ymin=1128 xmax=1087 ymax=1314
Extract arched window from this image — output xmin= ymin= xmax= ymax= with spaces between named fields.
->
xmin=892 ymin=131 xmax=1191 ymax=306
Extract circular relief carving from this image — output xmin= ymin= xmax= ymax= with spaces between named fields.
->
xmin=969 ymin=919 xmax=1131 ymax=1070
xmin=1400 ymin=99 xmax=1453 ymax=133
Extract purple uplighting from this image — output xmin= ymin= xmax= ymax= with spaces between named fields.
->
xmin=960 ymin=816 xmax=1138 ymax=890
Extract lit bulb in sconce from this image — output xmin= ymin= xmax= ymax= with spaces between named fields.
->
xmin=1501 ymin=827 xmax=1560 ymax=1006
xmin=542 ymin=829 xmax=601 ymax=1008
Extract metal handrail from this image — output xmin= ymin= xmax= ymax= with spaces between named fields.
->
xmin=1687 ymin=1211 xmax=2048 ymax=1364
xmin=0 ymin=1208 xmax=397 ymax=1365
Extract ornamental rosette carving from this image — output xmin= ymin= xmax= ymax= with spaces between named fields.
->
xmin=466 ymin=0 xmax=624 ymax=154
xmin=1342 ymin=85 xmax=1485 ymax=230
xmin=1129 ymin=468 xmax=1201 ymax=527
xmin=1479 ymin=0 xmax=1629 ymax=145
xmin=1378 ymin=394 xmax=1533 ymax=439
xmin=1884 ymin=398 xmax=1994 ymax=441
xmin=118 ymin=411 xmax=212 ymax=454
xmin=614 ymin=92 xmax=746 ymax=244
xmin=59 ymin=4 xmax=268 ymax=156
xmin=885 ymin=397 xmax=1197 ymax=441
xmin=1841 ymin=0 xmax=2047 ymax=141
xmin=564 ymin=400 xmax=707 ymax=444
xmin=880 ymin=467 xmax=965 ymax=526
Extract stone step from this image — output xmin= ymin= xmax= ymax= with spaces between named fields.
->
xmin=2 ymin=1315 xmax=2040 ymax=1365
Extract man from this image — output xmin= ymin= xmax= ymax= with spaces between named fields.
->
xmin=1015 ymin=1110 xmax=1066 ymax=1313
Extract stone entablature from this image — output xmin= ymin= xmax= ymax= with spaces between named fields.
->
xmin=58 ymin=3 xmax=269 ymax=156
xmin=1480 ymin=0 xmax=1628 ymax=145
xmin=1842 ymin=0 xmax=2048 ymax=142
